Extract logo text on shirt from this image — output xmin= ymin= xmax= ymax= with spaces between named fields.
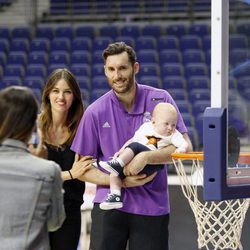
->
xmin=102 ymin=122 xmax=111 ymax=128
xmin=151 ymin=97 xmax=164 ymax=101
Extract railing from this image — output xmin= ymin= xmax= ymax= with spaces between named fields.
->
xmin=41 ymin=0 xmax=250 ymax=23
xmin=1 ymin=0 xmax=250 ymax=26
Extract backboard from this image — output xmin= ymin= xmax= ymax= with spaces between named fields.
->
xmin=203 ymin=0 xmax=250 ymax=200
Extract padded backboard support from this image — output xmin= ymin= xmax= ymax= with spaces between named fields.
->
xmin=203 ymin=108 xmax=226 ymax=200
xmin=204 ymin=107 xmax=250 ymax=200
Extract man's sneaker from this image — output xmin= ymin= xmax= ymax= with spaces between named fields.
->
xmin=99 ymin=193 xmax=123 ymax=210
xmin=99 ymin=159 xmax=123 ymax=176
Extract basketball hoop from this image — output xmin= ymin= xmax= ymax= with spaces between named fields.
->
xmin=171 ymin=152 xmax=250 ymax=250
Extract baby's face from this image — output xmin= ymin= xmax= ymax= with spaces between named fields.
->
xmin=153 ymin=112 xmax=177 ymax=136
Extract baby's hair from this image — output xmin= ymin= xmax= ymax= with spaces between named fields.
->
xmin=152 ymin=103 xmax=177 ymax=118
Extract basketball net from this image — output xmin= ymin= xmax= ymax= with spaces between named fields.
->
xmin=171 ymin=152 xmax=250 ymax=250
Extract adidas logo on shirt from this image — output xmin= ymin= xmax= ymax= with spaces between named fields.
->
xmin=102 ymin=122 xmax=111 ymax=128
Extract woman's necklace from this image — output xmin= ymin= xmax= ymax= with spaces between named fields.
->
xmin=48 ymin=126 xmax=69 ymax=149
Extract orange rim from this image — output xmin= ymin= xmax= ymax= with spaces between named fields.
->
xmin=171 ymin=152 xmax=203 ymax=160
xmin=171 ymin=152 xmax=250 ymax=163
xmin=238 ymin=153 xmax=250 ymax=164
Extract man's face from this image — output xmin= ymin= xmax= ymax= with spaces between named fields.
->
xmin=104 ymin=51 xmax=138 ymax=94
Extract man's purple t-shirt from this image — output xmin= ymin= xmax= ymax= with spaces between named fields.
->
xmin=71 ymin=84 xmax=187 ymax=216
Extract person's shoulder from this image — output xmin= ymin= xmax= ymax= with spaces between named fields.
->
xmin=139 ymin=84 xmax=167 ymax=94
xmin=140 ymin=121 xmax=153 ymax=129
xmin=85 ymin=90 xmax=113 ymax=113
xmin=172 ymin=129 xmax=185 ymax=139
xmin=174 ymin=128 xmax=182 ymax=134
xmin=136 ymin=122 xmax=154 ymax=136
xmin=28 ymin=154 xmax=61 ymax=177
xmin=138 ymin=84 xmax=178 ymax=108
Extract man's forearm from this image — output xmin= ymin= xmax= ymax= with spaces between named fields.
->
xmin=78 ymin=165 xmax=157 ymax=188
xmin=77 ymin=166 xmax=110 ymax=185
xmin=123 ymin=145 xmax=176 ymax=176
xmin=145 ymin=145 xmax=176 ymax=165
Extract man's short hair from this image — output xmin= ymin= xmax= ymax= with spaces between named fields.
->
xmin=102 ymin=42 xmax=137 ymax=66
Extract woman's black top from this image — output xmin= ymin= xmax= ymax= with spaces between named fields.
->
xmin=46 ymin=144 xmax=85 ymax=206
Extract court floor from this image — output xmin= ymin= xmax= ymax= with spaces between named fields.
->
xmin=79 ymin=178 xmax=250 ymax=250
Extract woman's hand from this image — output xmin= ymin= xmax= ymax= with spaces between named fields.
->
xmin=29 ymin=144 xmax=48 ymax=159
xmin=28 ymin=128 xmax=48 ymax=159
xmin=122 ymin=172 xmax=157 ymax=188
xmin=67 ymin=154 xmax=95 ymax=180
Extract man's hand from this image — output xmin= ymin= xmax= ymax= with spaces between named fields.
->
xmin=123 ymin=151 xmax=148 ymax=176
xmin=123 ymin=172 xmax=157 ymax=188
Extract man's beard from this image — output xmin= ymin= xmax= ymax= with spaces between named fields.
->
xmin=109 ymin=72 xmax=135 ymax=94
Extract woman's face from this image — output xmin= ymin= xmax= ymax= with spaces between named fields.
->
xmin=49 ymin=79 xmax=74 ymax=113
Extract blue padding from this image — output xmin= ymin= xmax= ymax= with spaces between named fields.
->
xmin=203 ymin=107 xmax=227 ymax=200
xmin=203 ymin=107 xmax=250 ymax=200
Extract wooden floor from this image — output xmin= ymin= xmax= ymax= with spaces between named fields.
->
xmin=79 ymin=209 xmax=91 ymax=250
xmin=78 ymin=184 xmax=250 ymax=250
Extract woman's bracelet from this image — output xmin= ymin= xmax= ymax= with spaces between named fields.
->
xmin=68 ymin=170 xmax=73 ymax=179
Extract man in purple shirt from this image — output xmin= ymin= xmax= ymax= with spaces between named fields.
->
xmin=71 ymin=42 xmax=192 ymax=250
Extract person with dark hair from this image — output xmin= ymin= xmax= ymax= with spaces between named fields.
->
xmin=0 ymin=86 xmax=65 ymax=250
xmin=71 ymin=42 xmax=192 ymax=250
xmin=31 ymin=68 xmax=94 ymax=250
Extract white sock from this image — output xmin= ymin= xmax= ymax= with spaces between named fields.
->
xmin=116 ymin=158 xmax=125 ymax=167
xmin=111 ymin=189 xmax=121 ymax=196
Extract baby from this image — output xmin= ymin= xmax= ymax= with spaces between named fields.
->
xmin=99 ymin=102 xmax=188 ymax=210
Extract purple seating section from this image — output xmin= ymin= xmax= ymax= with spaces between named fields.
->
xmin=0 ymin=0 xmax=13 ymax=8
xmin=0 ymin=22 xmax=249 ymax=149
